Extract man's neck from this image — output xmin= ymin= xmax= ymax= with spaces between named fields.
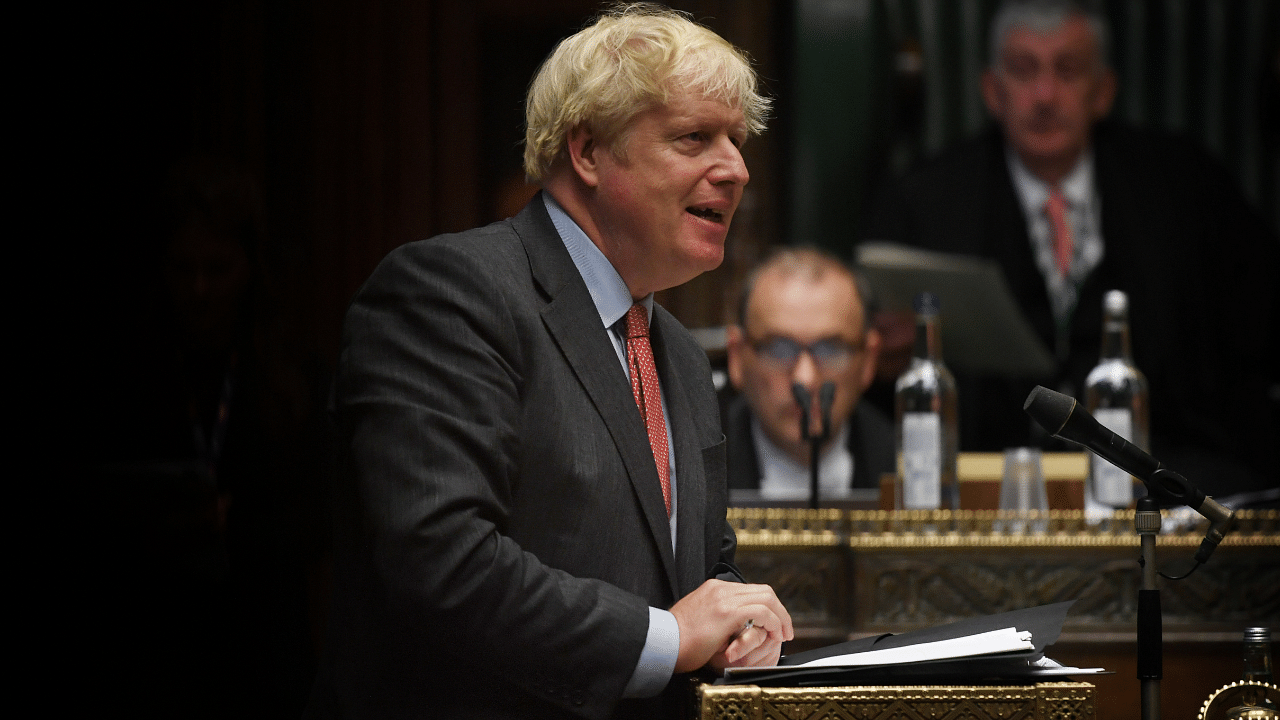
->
xmin=753 ymin=420 xmax=854 ymax=497
xmin=543 ymin=175 xmax=650 ymax=301
xmin=1014 ymin=146 xmax=1088 ymax=187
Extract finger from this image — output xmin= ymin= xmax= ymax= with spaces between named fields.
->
xmin=723 ymin=624 xmax=765 ymax=663
xmin=731 ymin=586 xmax=794 ymax=641
xmin=735 ymin=633 xmax=783 ymax=667
xmin=723 ymin=629 xmax=784 ymax=668
xmin=737 ymin=604 xmax=786 ymax=640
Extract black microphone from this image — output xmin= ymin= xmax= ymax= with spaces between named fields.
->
xmin=818 ymin=382 xmax=835 ymax=440
xmin=1024 ymin=385 xmax=1233 ymax=563
xmin=791 ymin=383 xmax=812 ymax=439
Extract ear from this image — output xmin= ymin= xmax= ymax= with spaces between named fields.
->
xmin=566 ymin=125 xmax=601 ymax=188
xmin=859 ymin=327 xmax=882 ymax=391
xmin=725 ymin=324 xmax=746 ymax=391
xmin=1091 ymin=68 xmax=1117 ymax=120
xmin=981 ymin=69 xmax=1005 ymax=121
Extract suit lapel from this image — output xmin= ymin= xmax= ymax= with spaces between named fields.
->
xmin=514 ymin=196 xmax=681 ymax=599
xmin=650 ymin=310 xmax=707 ymax=596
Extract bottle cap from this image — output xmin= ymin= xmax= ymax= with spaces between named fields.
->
xmin=1244 ymin=627 xmax=1271 ymax=643
xmin=1103 ymin=289 xmax=1128 ymax=315
xmin=913 ymin=291 xmax=940 ymax=316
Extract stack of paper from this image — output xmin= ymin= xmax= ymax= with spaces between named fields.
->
xmin=722 ymin=600 xmax=1106 ymax=685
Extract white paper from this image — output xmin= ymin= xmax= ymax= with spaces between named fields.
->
xmin=791 ymin=627 xmax=1034 ymax=669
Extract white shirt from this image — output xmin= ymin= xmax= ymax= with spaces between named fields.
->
xmin=1005 ymin=147 xmax=1105 ymax=346
xmin=753 ymin=420 xmax=857 ymax=500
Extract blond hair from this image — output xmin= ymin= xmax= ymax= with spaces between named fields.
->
xmin=523 ymin=3 xmax=770 ymax=182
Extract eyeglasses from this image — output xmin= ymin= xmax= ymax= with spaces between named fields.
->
xmin=747 ymin=335 xmax=863 ymax=372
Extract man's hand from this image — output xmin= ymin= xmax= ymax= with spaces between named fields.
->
xmin=669 ymin=579 xmax=794 ymax=673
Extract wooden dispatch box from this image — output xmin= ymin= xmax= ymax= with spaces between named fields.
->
xmin=697 ymin=681 xmax=1096 ymax=720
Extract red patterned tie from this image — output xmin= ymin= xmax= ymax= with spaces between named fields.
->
xmin=1045 ymin=187 xmax=1074 ymax=276
xmin=623 ymin=304 xmax=672 ymax=516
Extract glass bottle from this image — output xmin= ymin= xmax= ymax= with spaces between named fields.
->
xmin=1243 ymin=627 xmax=1275 ymax=685
xmin=894 ymin=292 xmax=959 ymax=510
xmin=1083 ymin=290 xmax=1149 ymax=515
xmin=1227 ymin=627 xmax=1278 ymax=717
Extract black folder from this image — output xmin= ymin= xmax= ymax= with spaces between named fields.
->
xmin=720 ymin=600 xmax=1081 ymax=686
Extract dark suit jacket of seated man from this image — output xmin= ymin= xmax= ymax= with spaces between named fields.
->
xmin=724 ymin=394 xmax=894 ymax=496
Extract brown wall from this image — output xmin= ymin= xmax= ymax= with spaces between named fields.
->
xmin=80 ymin=0 xmax=788 ymax=366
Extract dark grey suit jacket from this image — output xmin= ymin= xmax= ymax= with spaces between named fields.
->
xmin=307 ymin=194 xmax=733 ymax=719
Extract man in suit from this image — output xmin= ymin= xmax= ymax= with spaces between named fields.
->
xmin=306 ymin=6 xmax=793 ymax=720
xmin=723 ymin=247 xmax=893 ymax=500
xmin=862 ymin=0 xmax=1277 ymax=495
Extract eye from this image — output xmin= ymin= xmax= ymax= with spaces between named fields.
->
xmin=1056 ymin=58 xmax=1087 ymax=82
xmin=755 ymin=336 xmax=801 ymax=363
xmin=1004 ymin=55 xmax=1038 ymax=82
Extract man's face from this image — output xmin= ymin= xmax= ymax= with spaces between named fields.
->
xmin=982 ymin=15 xmax=1116 ymax=176
xmin=576 ymin=89 xmax=749 ymax=297
xmin=727 ymin=269 xmax=880 ymax=462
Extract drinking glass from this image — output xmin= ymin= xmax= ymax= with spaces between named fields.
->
xmin=999 ymin=447 xmax=1049 ymax=533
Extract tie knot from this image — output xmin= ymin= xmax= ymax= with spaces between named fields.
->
xmin=1046 ymin=186 xmax=1068 ymax=212
xmin=623 ymin=303 xmax=649 ymax=340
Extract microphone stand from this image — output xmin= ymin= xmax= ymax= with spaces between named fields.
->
xmin=1135 ymin=496 xmax=1162 ymax=720
xmin=1023 ymin=386 xmax=1236 ymax=720
xmin=792 ymin=382 xmax=835 ymax=510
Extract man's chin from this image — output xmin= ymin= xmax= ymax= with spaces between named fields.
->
xmin=1015 ymin=131 xmax=1080 ymax=163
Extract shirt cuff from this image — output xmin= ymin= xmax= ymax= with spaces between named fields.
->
xmin=621 ymin=607 xmax=680 ymax=698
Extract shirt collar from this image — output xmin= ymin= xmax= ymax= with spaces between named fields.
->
xmin=1005 ymin=146 xmax=1094 ymax=210
xmin=542 ymin=193 xmax=652 ymax=329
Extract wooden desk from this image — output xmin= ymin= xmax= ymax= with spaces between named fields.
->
xmin=727 ymin=507 xmax=1280 ymax=720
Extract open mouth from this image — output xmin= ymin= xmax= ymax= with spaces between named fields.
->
xmin=687 ymin=206 xmax=724 ymax=223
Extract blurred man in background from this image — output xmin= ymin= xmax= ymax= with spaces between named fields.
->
xmin=725 ymin=247 xmax=893 ymax=500
xmin=862 ymin=0 xmax=1277 ymax=498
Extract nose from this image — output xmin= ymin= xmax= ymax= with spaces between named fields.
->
xmin=1032 ymin=71 xmax=1058 ymax=103
xmin=790 ymin=351 xmax=821 ymax=392
xmin=710 ymin=137 xmax=749 ymax=186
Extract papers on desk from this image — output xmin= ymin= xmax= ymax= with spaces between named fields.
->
xmin=721 ymin=600 xmax=1108 ymax=685
xmin=788 ymin=627 xmax=1034 ymax=669
xmin=856 ymin=241 xmax=1056 ymax=378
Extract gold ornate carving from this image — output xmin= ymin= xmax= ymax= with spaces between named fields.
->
xmin=728 ymin=509 xmax=1280 ymax=549
xmin=727 ymin=509 xmax=1280 ymax=634
xmin=697 ymin=682 xmax=1096 ymax=720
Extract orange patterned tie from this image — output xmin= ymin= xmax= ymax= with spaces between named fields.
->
xmin=623 ymin=304 xmax=672 ymax=516
xmin=1045 ymin=187 xmax=1074 ymax=276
